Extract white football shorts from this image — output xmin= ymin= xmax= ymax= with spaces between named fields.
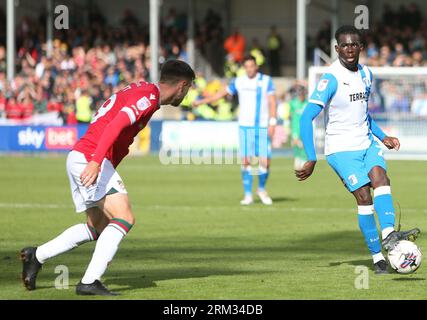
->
xmin=66 ymin=150 xmax=128 ymax=213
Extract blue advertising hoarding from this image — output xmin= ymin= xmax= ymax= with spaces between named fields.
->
xmin=0 ymin=121 xmax=163 ymax=153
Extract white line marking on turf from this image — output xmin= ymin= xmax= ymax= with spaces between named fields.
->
xmin=0 ymin=202 xmax=426 ymax=214
xmin=0 ymin=203 xmax=71 ymax=209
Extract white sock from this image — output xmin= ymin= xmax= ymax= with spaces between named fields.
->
xmin=382 ymin=227 xmax=395 ymax=240
xmin=372 ymin=252 xmax=385 ymax=264
xmin=81 ymin=220 xmax=130 ymax=284
xmin=36 ymin=224 xmax=96 ymax=264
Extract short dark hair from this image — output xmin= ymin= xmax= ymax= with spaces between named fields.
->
xmin=242 ymin=55 xmax=257 ymax=64
xmin=334 ymin=25 xmax=362 ymax=43
xmin=159 ymin=59 xmax=195 ymax=84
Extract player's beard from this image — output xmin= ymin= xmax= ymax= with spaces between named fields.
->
xmin=171 ymin=97 xmax=182 ymax=107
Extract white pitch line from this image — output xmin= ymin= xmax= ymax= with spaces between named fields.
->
xmin=0 ymin=203 xmax=71 ymax=209
xmin=0 ymin=203 xmax=426 ymax=214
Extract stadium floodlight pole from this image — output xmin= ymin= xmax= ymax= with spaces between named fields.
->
xmin=149 ymin=0 xmax=160 ymax=83
xmin=296 ymin=0 xmax=307 ymax=80
xmin=187 ymin=0 xmax=195 ymax=69
xmin=6 ymin=0 xmax=15 ymax=83
xmin=46 ymin=0 xmax=53 ymax=58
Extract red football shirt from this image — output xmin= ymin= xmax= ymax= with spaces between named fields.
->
xmin=73 ymin=81 xmax=160 ymax=167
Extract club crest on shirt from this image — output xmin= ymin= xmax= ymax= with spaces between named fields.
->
xmin=363 ymin=77 xmax=371 ymax=88
xmin=136 ymin=96 xmax=151 ymax=111
xmin=348 ymin=174 xmax=358 ymax=186
xmin=117 ymin=180 xmax=126 ymax=191
xmin=317 ymin=79 xmax=329 ymax=92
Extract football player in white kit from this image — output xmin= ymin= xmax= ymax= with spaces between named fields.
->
xmin=296 ymin=25 xmax=420 ymax=274
xmin=194 ymin=55 xmax=277 ymax=205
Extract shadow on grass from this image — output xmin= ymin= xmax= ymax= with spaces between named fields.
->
xmin=104 ymin=230 xmax=370 ymax=291
xmin=104 ymin=268 xmax=265 ymax=292
xmin=270 ymin=196 xmax=298 ymax=203
xmin=392 ymin=277 xmax=426 ymax=281
xmin=329 ymin=259 xmax=373 ymax=267
xmin=2 ymin=230 xmax=371 ymax=293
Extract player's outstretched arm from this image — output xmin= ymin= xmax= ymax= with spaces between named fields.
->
xmin=368 ymin=114 xmax=400 ymax=151
xmin=192 ymin=88 xmax=229 ymax=107
xmin=295 ymin=103 xmax=322 ymax=181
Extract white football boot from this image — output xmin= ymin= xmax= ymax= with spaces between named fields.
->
xmin=240 ymin=194 xmax=254 ymax=205
xmin=257 ymin=189 xmax=273 ymax=205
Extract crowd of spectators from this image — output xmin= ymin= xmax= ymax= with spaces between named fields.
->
xmin=1 ymin=3 xmax=427 ymax=123
xmin=314 ymin=3 xmax=427 ymax=116
xmin=0 ymin=7 xmax=148 ymax=122
xmin=316 ymin=3 xmax=427 ymax=67
xmin=0 ymin=6 xmax=225 ymax=123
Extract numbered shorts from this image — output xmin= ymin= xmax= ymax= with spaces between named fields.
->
xmin=326 ymin=141 xmax=387 ymax=192
xmin=239 ymin=126 xmax=272 ymax=158
xmin=66 ymin=150 xmax=128 ymax=213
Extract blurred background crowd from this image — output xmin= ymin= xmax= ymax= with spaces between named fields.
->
xmin=1 ymin=2 xmax=427 ymax=124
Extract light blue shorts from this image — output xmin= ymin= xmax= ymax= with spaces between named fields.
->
xmin=326 ymin=140 xmax=387 ymax=192
xmin=238 ymin=126 xmax=272 ymax=158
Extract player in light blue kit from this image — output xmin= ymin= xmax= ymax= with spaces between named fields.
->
xmin=194 ymin=55 xmax=277 ymax=205
xmin=295 ymin=26 xmax=420 ymax=274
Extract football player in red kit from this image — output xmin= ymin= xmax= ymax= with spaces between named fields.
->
xmin=20 ymin=60 xmax=195 ymax=296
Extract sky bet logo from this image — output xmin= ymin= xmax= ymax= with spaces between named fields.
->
xmin=45 ymin=128 xmax=77 ymax=149
xmin=17 ymin=127 xmax=77 ymax=150
xmin=18 ymin=128 xmax=45 ymax=149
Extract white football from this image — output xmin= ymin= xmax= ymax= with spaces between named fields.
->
xmin=387 ymin=240 xmax=422 ymax=274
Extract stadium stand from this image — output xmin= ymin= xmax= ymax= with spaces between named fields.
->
xmin=1 ymin=2 xmax=427 ymax=125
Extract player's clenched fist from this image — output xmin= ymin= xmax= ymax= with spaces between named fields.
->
xmin=80 ymin=161 xmax=101 ymax=187
xmin=382 ymin=136 xmax=400 ymax=151
xmin=295 ymin=160 xmax=316 ymax=181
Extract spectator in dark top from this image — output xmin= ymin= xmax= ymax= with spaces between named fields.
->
xmin=267 ymin=26 xmax=282 ymax=76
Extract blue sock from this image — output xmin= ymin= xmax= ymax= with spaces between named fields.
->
xmin=241 ymin=166 xmax=253 ymax=196
xmin=373 ymin=186 xmax=396 ymax=239
xmin=258 ymin=166 xmax=269 ymax=191
xmin=358 ymin=206 xmax=382 ymax=257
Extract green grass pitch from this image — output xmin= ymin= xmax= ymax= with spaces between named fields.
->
xmin=0 ymin=154 xmax=426 ymax=299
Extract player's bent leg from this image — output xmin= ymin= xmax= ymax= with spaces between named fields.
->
xmin=352 ymin=184 xmax=372 ymax=206
xmin=368 ymin=166 xmax=389 ymax=189
xmin=99 ymin=192 xmax=135 ymax=225
xmin=352 ymin=185 xmax=387 ymax=273
xmin=21 ymin=213 xmax=100 ymax=291
xmin=240 ymin=157 xmax=254 ymax=205
xmin=86 ymin=207 xmax=110 ymax=236
xmin=368 ymin=166 xmax=395 ymax=240
xmin=257 ymin=157 xmax=272 ymax=205
xmin=368 ymin=166 xmax=421 ymax=251
xmin=77 ymin=193 xmax=134 ymax=295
